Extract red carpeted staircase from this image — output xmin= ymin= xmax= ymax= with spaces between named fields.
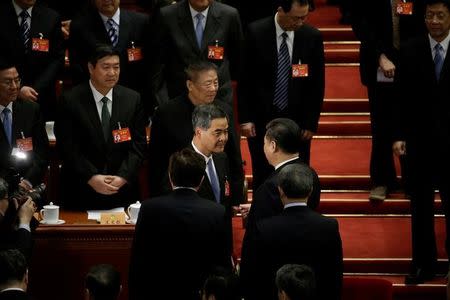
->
xmin=237 ymin=1 xmax=447 ymax=299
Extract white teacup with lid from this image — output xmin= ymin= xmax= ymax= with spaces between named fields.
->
xmin=127 ymin=201 xmax=141 ymax=224
xmin=40 ymin=202 xmax=59 ymax=224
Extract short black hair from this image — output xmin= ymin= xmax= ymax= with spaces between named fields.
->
xmin=265 ymin=118 xmax=301 ymax=154
xmin=169 ymin=148 xmax=206 ymax=188
xmin=276 ymin=264 xmax=316 ymax=300
xmin=0 ymin=249 xmax=27 ymax=287
xmin=85 ymin=264 xmax=121 ymax=300
xmin=185 ymin=61 xmax=218 ymax=82
xmin=277 ymin=0 xmax=310 ymax=13
xmin=192 ymin=104 xmax=228 ymax=131
xmin=88 ymin=44 xmax=120 ymax=67
xmin=202 ymin=267 xmax=240 ymax=300
xmin=0 ymin=177 xmax=8 ymax=199
xmin=426 ymin=0 xmax=450 ymax=10
xmin=278 ymin=164 xmax=314 ymax=199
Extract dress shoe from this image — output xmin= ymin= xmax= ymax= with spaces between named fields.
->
xmin=404 ymin=268 xmax=435 ymax=284
xmin=369 ymin=186 xmax=387 ymax=201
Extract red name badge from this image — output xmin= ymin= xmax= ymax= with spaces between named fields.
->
xmin=127 ymin=47 xmax=143 ymax=62
xmin=32 ymin=38 xmax=49 ymax=52
xmin=397 ymin=2 xmax=413 ymax=15
xmin=292 ymin=64 xmax=308 ymax=78
xmin=16 ymin=137 xmax=33 ymax=152
xmin=208 ymin=46 xmax=224 ymax=60
xmin=224 ymin=179 xmax=230 ymax=197
xmin=112 ymin=128 xmax=131 ymax=143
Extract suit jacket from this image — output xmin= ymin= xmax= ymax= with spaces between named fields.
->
xmin=396 ymin=34 xmax=450 ymax=170
xmin=350 ymin=0 xmax=426 ymax=85
xmin=129 ymin=188 xmax=231 ymax=300
xmin=0 ymin=290 xmax=30 ymax=300
xmin=150 ymin=0 xmax=244 ymax=109
xmin=0 ymin=100 xmax=49 ymax=186
xmin=0 ymin=2 xmax=64 ymax=117
xmin=238 ymin=17 xmax=324 ymax=133
xmin=54 ymin=83 xmax=147 ymax=210
xmin=244 ymin=158 xmax=321 ymax=233
xmin=148 ymin=94 xmax=244 ymax=206
xmin=240 ymin=206 xmax=343 ymax=300
xmin=68 ymin=7 xmax=149 ymax=98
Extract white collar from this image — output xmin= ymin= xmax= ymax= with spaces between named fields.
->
xmin=429 ymin=31 xmax=450 ymax=54
xmin=274 ymin=13 xmax=295 ymax=41
xmin=191 ymin=141 xmax=212 ymax=163
xmin=284 ymin=202 xmax=307 ymax=209
xmin=89 ymin=80 xmax=113 ymax=104
xmin=0 ymin=287 xmax=26 ymax=293
xmin=0 ymin=101 xmax=13 ymax=113
xmin=189 ymin=4 xmax=209 ymax=20
xmin=12 ymin=0 xmax=32 ymax=18
xmin=99 ymin=8 xmax=121 ymax=26
xmin=274 ymin=156 xmax=299 ymax=170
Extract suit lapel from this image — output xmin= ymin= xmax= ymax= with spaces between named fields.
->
xmin=201 ymin=1 xmax=220 ymax=52
xmin=117 ymin=10 xmax=131 ymax=51
xmin=178 ymin=1 xmax=200 ymax=54
xmin=92 ymin=10 xmax=111 ymax=45
xmin=439 ymin=39 xmax=450 ymax=83
xmin=29 ymin=5 xmax=41 ymax=41
xmin=11 ymin=100 xmax=24 ymax=147
xmin=82 ymin=84 xmax=107 ymax=147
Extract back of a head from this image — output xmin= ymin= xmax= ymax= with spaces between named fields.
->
xmin=0 ymin=249 xmax=27 ymax=289
xmin=202 ymin=267 xmax=239 ymax=300
xmin=276 ymin=264 xmax=316 ymax=300
xmin=169 ymin=148 xmax=206 ymax=188
xmin=278 ymin=164 xmax=314 ymax=199
xmin=85 ymin=264 xmax=121 ymax=300
xmin=265 ymin=118 xmax=301 ymax=154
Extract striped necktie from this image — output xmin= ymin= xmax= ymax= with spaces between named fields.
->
xmin=20 ymin=10 xmax=30 ymax=51
xmin=434 ymin=43 xmax=444 ymax=81
xmin=2 ymin=107 xmax=12 ymax=145
xmin=274 ymin=32 xmax=290 ymax=112
xmin=107 ymin=19 xmax=118 ymax=47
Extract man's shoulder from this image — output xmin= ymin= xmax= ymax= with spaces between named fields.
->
xmin=211 ymin=1 xmax=239 ymax=16
xmin=121 ymin=9 xmax=148 ymax=24
xmin=296 ymin=24 xmax=322 ymax=39
xmin=33 ymin=3 xmax=61 ymax=20
xmin=114 ymin=84 xmax=140 ymax=99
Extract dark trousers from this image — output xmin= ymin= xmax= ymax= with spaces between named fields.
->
xmin=367 ymin=82 xmax=406 ymax=189
xmin=408 ymin=149 xmax=450 ymax=269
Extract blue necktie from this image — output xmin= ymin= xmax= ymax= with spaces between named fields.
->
xmin=195 ymin=13 xmax=204 ymax=49
xmin=107 ymin=19 xmax=118 ymax=47
xmin=207 ymin=158 xmax=220 ymax=203
xmin=274 ymin=32 xmax=290 ymax=112
xmin=101 ymin=97 xmax=110 ymax=140
xmin=20 ymin=10 xmax=30 ymax=51
xmin=2 ymin=108 xmax=12 ymax=145
xmin=434 ymin=43 xmax=444 ymax=81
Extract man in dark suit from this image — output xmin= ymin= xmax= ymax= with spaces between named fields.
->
xmin=0 ymin=0 xmax=64 ymax=120
xmin=149 ymin=0 xmax=243 ymax=111
xmin=0 ymin=61 xmax=49 ymax=192
xmin=54 ymin=45 xmax=147 ymax=210
xmin=238 ymin=0 xmax=324 ymax=190
xmin=350 ymin=0 xmax=426 ymax=200
xmin=393 ymin=0 xmax=450 ymax=284
xmin=0 ymin=249 xmax=30 ymax=300
xmin=68 ymin=0 xmax=149 ymax=108
xmin=240 ymin=163 xmax=343 ymax=300
xmin=243 ymin=118 xmax=320 ymax=234
xmin=129 ymin=148 xmax=231 ymax=300
xmin=148 ymin=61 xmax=243 ymax=206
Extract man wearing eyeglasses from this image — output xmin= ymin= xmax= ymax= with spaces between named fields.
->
xmin=148 ymin=61 xmax=244 ymax=209
xmin=238 ymin=0 xmax=325 ymax=190
xmin=0 ymin=59 xmax=49 ymax=192
xmin=393 ymin=0 xmax=450 ymax=284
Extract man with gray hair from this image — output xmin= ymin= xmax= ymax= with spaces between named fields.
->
xmin=240 ymin=163 xmax=343 ymax=300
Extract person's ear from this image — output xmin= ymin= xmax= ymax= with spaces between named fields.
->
xmin=187 ymin=79 xmax=194 ymax=92
xmin=88 ymin=62 xmax=94 ymax=75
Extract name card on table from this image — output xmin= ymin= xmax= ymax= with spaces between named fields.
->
xmin=100 ymin=212 xmax=126 ymax=225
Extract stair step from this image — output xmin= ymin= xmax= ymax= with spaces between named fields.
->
xmin=325 ymin=42 xmax=360 ymax=63
xmin=320 ymin=27 xmax=357 ymax=41
xmin=319 ymin=191 xmax=442 ymax=215
xmin=325 ymin=65 xmax=367 ymax=99
xmin=318 ymin=113 xmax=371 ymax=135
xmin=344 ymin=274 xmax=446 ymax=300
xmin=322 ymin=98 xmax=369 ymax=113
